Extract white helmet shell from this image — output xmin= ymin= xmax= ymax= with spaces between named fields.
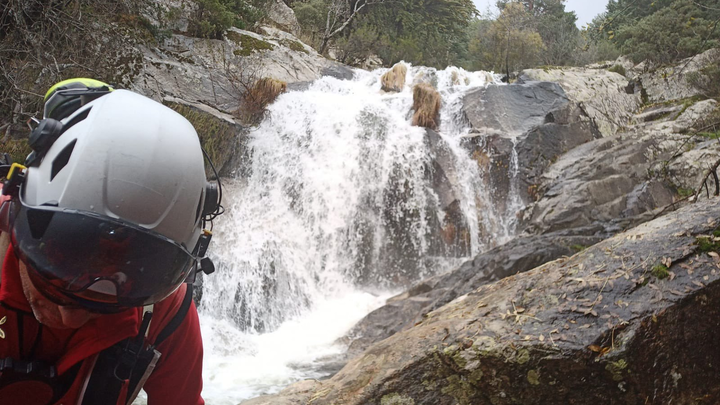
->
xmin=23 ymin=90 xmax=206 ymax=250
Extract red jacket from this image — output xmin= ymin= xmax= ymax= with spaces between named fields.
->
xmin=0 ymin=245 xmax=205 ymax=405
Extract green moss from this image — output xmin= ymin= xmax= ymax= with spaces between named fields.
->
xmin=230 ymin=33 xmax=275 ymax=57
xmin=605 ymin=359 xmax=628 ymax=382
xmin=696 ymin=235 xmax=720 ymax=253
xmin=516 ymin=349 xmax=531 ymax=365
xmin=651 ymin=264 xmax=670 ymax=280
xmin=441 ymin=375 xmax=477 ymax=404
xmin=570 ymin=244 xmax=588 ymax=253
xmin=280 ymin=39 xmax=309 ymax=54
xmin=164 ymin=101 xmax=238 ymax=176
xmin=380 ymin=393 xmax=415 ymax=405
xmin=608 ymin=64 xmax=626 ymax=76
xmin=677 ymin=187 xmax=695 ymax=198
xmin=527 ymin=369 xmax=540 ymax=385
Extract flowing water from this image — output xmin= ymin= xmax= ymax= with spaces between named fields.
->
xmin=187 ymin=64 xmax=524 ymax=404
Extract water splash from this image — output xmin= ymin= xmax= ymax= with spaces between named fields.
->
xmin=196 ymin=64 xmax=517 ymax=403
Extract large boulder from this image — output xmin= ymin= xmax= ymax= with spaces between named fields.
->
xmin=519 ymin=68 xmax=642 ymax=137
xmin=522 ymin=123 xmax=679 ymax=235
xmin=637 ymin=48 xmax=720 ymax=104
xmin=263 ymin=0 xmax=302 ymax=36
xmin=132 ymin=28 xmax=332 ymax=113
xmin=461 ymin=83 xmax=601 ymax=220
xmin=462 ymin=81 xmax=569 ymax=138
xmin=344 ymin=230 xmax=604 ymax=358
xmin=523 ymin=97 xmax=720 ymax=236
xmin=243 ymin=197 xmax=720 ymax=405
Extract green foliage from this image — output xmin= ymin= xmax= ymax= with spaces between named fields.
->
xmin=608 ymin=64 xmax=626 ymax=76
xmin=188 ymin=0 xmax=268 ymax=39
xmin=696 ymin=235 xmax=720 ymax=253
xmin=600 ymin=0 xmax=720 ymax=64
xmin=0 ymin=139 xmax=31 ymax=167
xmin=651 ymin=264 xmax=670 ymax=279
xmin=293 ymin=0 xmax=477 ymax=68
xmin=467 ymin=3 xmax=545 ymax=72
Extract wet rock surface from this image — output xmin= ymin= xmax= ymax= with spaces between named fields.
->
xmin=462 ymin=81 xmax=569 ymax=138
xmin=243 ymin=198 xmax=720 ymax=405
xmin=519 ymin=68 xmax=642 ymax=137
xmin=462 ymin=84 xmax=601 ymax=214
xmin=344 ymin=231 xmax=604 ymax=358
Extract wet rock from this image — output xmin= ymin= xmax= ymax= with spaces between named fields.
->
xmin=519 ymin=68 xmax=642 ymax=137
xmin=523 ymin=124 xmax=680 ymax=235
xmin=462 ymin=87 xmax=600 ymax=216
xmin=369 ymin=129 xmax=470 ymax=287
xmin=462 ymin=81 xmax=569 ymax=138
xmin=321 ymin=64 xmax=356 ymax=81
xmin=242 ymin=198 xmax=720 ymax=405
xmin=344 ymin=231 xmax=604 ymax=358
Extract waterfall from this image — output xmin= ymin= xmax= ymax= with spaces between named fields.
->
xmin=194 ymin=64 xmax=516 ymax=404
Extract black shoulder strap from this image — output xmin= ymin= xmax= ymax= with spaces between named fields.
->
xmin=82 ymin=284 xmax=194 ymax=405
xmin=155 ymin=284 xmax=193 ymax=346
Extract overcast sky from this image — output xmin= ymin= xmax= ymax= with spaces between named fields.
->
xmin=473 ymin=0 xmax=610 ymax=28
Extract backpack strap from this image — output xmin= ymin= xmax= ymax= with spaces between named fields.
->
xmin=154 ymin=284 xmax=193 ymax=347
xmin=81 ymin=284 xmax=195 ymax=405
xmin=125 ymin=284 xmax=194 ymax=404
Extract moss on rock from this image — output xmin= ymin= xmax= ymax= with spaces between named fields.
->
xmin=380 ymin=393 xmax=415 ymax=405
xmin=280 ymin=39 xmax=308 ymax=54
xmin=228 ymin=32 xmax=275 ymax=57
xmin=164 ymin=101 xmax=238 ymax=176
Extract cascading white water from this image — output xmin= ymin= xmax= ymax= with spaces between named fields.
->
xmin=193 ymin=64 xmax=522 ymax=404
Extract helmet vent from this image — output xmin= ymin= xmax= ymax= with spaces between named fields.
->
xmin=51 ymin=139 xmax=76 ymax=181
xmin=60 ymin=107 xmax=91 ymax=136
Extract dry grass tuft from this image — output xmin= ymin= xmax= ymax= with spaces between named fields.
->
xmin=238 ymin=77 xmax=287 ymax=124
xmin=381 ymin=63 xmax=407 ymax=93
xmin=412 ymin=83 xmax=441 ymax=130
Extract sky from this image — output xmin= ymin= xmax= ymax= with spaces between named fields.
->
xmin=473 ymin=0 xmax=610 ymax=28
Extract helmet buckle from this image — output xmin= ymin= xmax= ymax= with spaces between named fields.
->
xmin=2 ymin=163 xmax=27 ymax=197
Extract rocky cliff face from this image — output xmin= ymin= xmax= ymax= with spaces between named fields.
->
xmin=127 ymin=25 xmax=346 ymax=174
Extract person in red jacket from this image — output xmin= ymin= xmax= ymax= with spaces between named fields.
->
xmin=0 ymin=79 xmax=221 ymax=405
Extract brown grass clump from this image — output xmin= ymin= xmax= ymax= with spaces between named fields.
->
xmin=412 ymin=83 xmax=441 ymax=130
xmin=381 ymin=63 xmax=407 ymax=93
xmin=238 ymin=77 xmax=287 ymax=124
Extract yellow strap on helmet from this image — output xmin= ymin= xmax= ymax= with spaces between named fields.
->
xmin=44 ymin=78 xmax=113 ymax=101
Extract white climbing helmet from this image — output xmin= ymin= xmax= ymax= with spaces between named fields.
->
xmin=10 ymin=89 xmax=210 ymax=311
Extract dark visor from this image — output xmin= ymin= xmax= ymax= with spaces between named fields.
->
xmin=10 ymin=198 xmax=196 ymax=312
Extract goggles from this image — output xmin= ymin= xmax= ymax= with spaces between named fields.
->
xmin=10 ymin=197 xmax=197 ymax=313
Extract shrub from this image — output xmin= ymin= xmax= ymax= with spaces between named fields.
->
xmin=188 ymin=0 xmax=267 ymax=39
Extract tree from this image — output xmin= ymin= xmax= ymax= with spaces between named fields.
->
xmin=319 ymin=0 xmax=389 ymax=54
xmin=482 ymin=2 xmax=545 ymax=75
xmin=599 ymin=0 xmax=720 ymax=64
